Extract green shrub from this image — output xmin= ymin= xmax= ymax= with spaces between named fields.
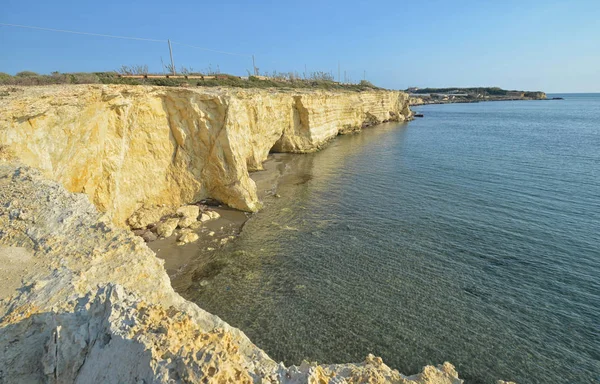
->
xmin=0 ymin=72 xmax=13 ymax=85
xmin=147 ymin=78 xmax=181 ymax=87
xmin=15 ymin=71 xmax=39 ymax=77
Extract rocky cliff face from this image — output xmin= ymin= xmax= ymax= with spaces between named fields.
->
xmin=0 ymin=164 xmax=464 ymax=384
xmin=0 ymin=85 xmax=411 ymax=226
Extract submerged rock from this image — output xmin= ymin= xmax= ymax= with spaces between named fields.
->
xmin=178 ymin=232 xmax=199 ymax=245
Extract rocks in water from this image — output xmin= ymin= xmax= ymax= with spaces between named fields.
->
xmin=199 ymin=210 xmax=220 ymax=222
xmin=156 ymin=218 xmax=179 ymax=238
xmin=127 ymin=206 xmax=173 ymax=229
xmin=135 ymin=205 xmax=215 ymax=238
xmin=178 ymin=232 xmax=199 ymax=245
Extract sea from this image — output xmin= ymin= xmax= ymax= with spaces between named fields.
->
xmin=176 ymin=94 xmax=600 ymax=383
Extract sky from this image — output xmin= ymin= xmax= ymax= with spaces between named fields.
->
xmin=1 ymin=0 xmax=599 ymax=92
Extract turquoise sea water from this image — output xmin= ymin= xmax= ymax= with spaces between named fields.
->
xmin=178 ymin=94 xmax=600 ymax=383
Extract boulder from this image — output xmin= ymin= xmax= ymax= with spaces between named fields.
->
xmin=127 ymin=206 xmax=174 ymax=229
xmin=178 ymin=216 xmax=196 ymax=228
xmin=177 ymin=205 xmax=200 ymax=220
xmin=178 ymin=232 xmax=199 ymax=245
xmin=156 ymin=218 xmax=179 ymax=238
xmin=189 ymin=221 xmax=203 ymax=230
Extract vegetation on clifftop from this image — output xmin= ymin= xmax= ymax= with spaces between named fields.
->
xmin=0 ymin=71 xmax=383 ymax=91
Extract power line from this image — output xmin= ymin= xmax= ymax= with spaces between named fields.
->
xmin=1 ymin=22 xmax=255 ymax=72
xmin=0 ymin=23 xmax=166 ymax=42
xmin=0 ymin=23 xmax=251 ymax=57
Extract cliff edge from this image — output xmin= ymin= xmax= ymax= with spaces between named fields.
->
xmin=0 ymin=164 xmax=463 ymax=383
xmin=0 ymin=85 xmax=411 ymax=226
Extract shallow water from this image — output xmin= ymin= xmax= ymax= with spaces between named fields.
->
xmin=176 ymin=95 xmax=600 ymax=383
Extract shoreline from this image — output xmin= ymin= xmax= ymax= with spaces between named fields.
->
xmin=0 ymin=85 xmax=479 ymax=383
xmin=410 ymin=96 xmax=550 ymax=106
xmin=148 ymin=153 xmax=293 ymax=286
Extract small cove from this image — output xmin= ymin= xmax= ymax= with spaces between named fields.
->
xmin=160 ymin=96 xmax=600 ymax=384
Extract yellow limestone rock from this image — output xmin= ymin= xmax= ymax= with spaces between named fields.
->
xmin=177 ymin=205 xmax=200 ymax=228
xmin=0 ymin=165 xmax=472 ymax=383
xmin=178 ymin=231 xmax=200 ymax=244
xmin=156 ymin=217 xmax=179 ymax=238
xmin=177 ymin=205 xmax=200 ymax=220
xmin=0 ymin=84 xmax=411 ymax=226
xmin=127 ymin=205 xmax=174 ymax=229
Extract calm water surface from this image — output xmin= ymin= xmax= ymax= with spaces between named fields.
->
xmin=176 ymin=94 xmax=600 ymax=383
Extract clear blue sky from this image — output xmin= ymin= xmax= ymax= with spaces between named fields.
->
xmin=1 ymin=0 xmax=599 ymax=92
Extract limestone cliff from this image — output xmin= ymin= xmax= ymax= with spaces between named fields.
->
xmin=0 ymin=85 xmax=411 ymax=226
xmin=0 ymin=164 xmax=464 ymax=383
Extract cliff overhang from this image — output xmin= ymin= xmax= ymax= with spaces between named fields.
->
xmin=0 ymin=85 xmax=412 ymax=226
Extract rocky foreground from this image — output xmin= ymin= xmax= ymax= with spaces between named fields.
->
xmin=0 ymin=85 xmax=504 ymax=383
xmin=0 ymin=165 xmax=466 ymax=383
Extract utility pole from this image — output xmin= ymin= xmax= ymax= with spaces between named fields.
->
xmin=338 ymin=61 xmax=340 ymax=83
xmin=168 ymin=39 xmax=176 ymax=75
xmin=304 ymin=64 xmax=307 ymax=80
xmin=364 ymin=70 xmax=366 ymax=81
xmin=252 ymin=55 xmax=257 ymax=76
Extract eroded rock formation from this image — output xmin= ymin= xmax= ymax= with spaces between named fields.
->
xmin=0 ymin=85 xmax=411 ymax=226
xmin=0 ymin=164 xmax=465 ymax=383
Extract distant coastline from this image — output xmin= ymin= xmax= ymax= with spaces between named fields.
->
xmin=406 ymin=86 xmax=547 ymax=106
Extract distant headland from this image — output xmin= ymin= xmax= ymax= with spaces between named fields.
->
xmin=406 ymin=87 xmax=547 ymax=105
